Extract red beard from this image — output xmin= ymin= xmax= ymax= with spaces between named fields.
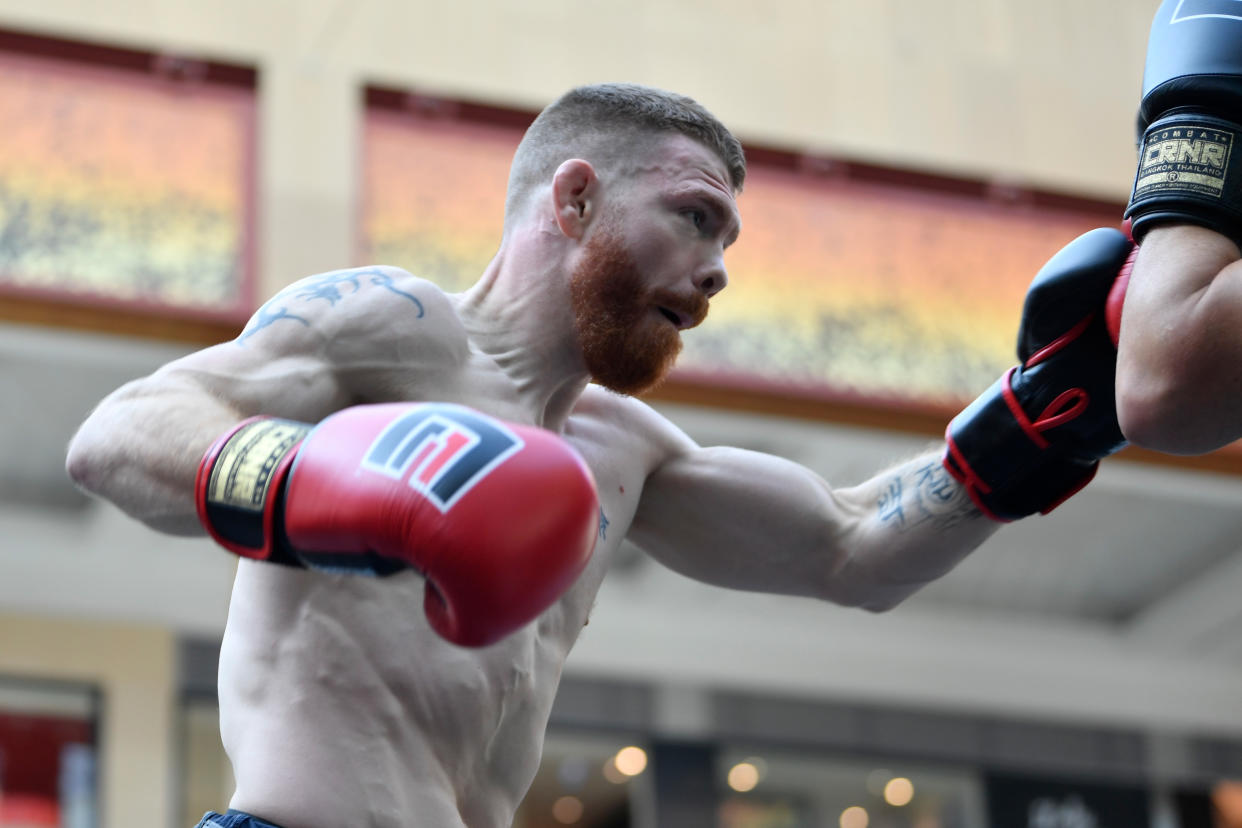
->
xmin=569 ymin=226 xmax=708 ymax=396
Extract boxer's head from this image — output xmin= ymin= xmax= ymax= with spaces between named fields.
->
xmin=507 ymin=84 xmax=744 ymax=394
xmin=505 ymin=83 xmax=745 ymax=226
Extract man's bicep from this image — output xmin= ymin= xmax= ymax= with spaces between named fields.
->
xmin=64 ymin=336 xmax=340 ymax=534
xmin=159 ymin=337 xmax=349 ymax=425
xmin=629 ymin=445 xmax=855 ymax=597
xmin=65 ymin=273 xmax=399 ymax=531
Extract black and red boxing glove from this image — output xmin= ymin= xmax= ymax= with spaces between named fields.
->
xmin=943 ymin=228 xmax=1137 ymax=521
xmin=196 ymin=402 xmax=600 ymax=647
xmin=1124 ymin=0 xmax=1242 ymax=250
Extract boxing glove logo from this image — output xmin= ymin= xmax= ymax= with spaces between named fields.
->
xmin=1136 ymin=124 xmax=1234 ymax=201
xmin=362 ymin=404 xmax=524 ymax=512
xmin=1169 ymin=0 xmax=1242 ymax=24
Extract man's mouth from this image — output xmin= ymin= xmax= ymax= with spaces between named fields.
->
xmin=657 ymin=306 xmax=686 ymax=329
xmin=650 ymin=289 xmax=709 ymax=331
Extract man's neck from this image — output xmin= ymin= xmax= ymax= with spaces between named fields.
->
xmin=454 ymin=234 xmax=591 ymax=432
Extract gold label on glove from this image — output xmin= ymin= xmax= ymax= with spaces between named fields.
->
xmin=1135 ymin=122 xmax=1235 ymax=201
xmin=208 ymin=419 xmax=311 ymax=511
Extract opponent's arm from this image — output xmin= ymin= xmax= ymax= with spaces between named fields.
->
xmin=1110 ymin=2 xmax=1242 ymax=453
xmin=1115 ymin=226 xmax=1242 ymax=453
xmin=632 ymin=230 xmax=1131 ymax=611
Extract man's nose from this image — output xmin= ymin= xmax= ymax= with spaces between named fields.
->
xmin=693 ymin=258 xmax=728 ymax=298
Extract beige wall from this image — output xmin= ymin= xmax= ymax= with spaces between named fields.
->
xmin=0 ymin=0 xmax=1160 ymax=300
xmin=0 ymin=612 xmax=175 ymax=828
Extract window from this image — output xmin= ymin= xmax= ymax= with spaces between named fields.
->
xmin=0 ymin=30 xmax=257 ymax=330
xmin=0 ymin=675 xmax=100 ymax=828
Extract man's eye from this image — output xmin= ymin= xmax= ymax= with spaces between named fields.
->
xmin=683 ymin=209 xmax=706 ymax=229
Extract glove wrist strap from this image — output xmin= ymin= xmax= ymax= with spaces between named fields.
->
xmin=1126 ymin=111 xmax=1242 ymax=251
xmin=196 ymin=417 xmax=312 ymax=565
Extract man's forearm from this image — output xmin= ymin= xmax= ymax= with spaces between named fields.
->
xmin=834 ymin=451 xmax=999 ymax=611
xmin=66 ymin=378 xmax=239 ymax=534
xmin=1116 ymin=225 xmax=1242 ymax=453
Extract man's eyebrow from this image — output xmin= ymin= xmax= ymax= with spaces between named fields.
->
xmin=671 ymin=180 xmax=741 ymax=247
xmin=723 ymin=215 xmax=741 ymax=249
xmin=703 ymin=192 xmax=741 ymax=248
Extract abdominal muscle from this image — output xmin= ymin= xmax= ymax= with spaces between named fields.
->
xmin=217 ymin=560 xmax=585 ymax=828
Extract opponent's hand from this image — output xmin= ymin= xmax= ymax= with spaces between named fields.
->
xmin=1123 ymin=1 xmax=1242 ymax=250
xmin=196 ymin=402 xmax=600 ymax=647
xmin=943 ymin=229 xmax=1136 ymax=521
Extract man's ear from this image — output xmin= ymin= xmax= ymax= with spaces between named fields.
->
xmin=551 ymin=159 xmax=599 ymax=240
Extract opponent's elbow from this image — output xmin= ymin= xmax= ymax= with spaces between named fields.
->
xmin=820 ymin=585 xmax=908 ymax=614
xmin=845 ymin=585 xmax=915 ymax=614
xmin=1115 ymin=361 xmax=1222 ymax=455
xmin=1115 ymin=385 xmax=1177 ymax=452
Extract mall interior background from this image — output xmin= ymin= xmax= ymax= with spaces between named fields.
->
xmin=4 ymin=0 xmax=1242 ymax=826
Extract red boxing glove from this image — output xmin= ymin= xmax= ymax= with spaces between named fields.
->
xmin=1105 ymin=220 xmax=1138 ymax=346
xmin=197 ymin=403 xmax=599 ymax=647
xmin=1105 ymin=258 xmax=1132 ymax=346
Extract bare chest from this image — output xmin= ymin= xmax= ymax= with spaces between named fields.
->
xmin=219 ymin=413 xmax=652 ymax=820
xmin=360 ymin=358 xmax=658 ymax=619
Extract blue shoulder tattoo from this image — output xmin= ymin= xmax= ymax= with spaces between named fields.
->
xmin=238 ymin=267 xmax=426 ymax=343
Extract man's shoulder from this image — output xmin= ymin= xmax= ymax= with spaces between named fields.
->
xmin=572 ymin=386 xmax=694 ymax=454
xmin=240 ymin=265 xmax=462 ymax=346
xmin=575 ymin=384 xmax=656 ymax=422
xmin=281 ymin=265 xmax=454 ymax=321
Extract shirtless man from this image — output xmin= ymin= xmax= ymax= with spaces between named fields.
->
xmin=65 ymin=84 xmax=1129 ymax=828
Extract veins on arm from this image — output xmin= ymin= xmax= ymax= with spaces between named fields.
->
xmin=238 ymin=267 xmax=426 ymax=342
